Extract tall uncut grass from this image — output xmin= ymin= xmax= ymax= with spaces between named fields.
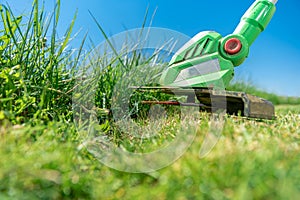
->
xmin=0 ymin=0 xmax=83 ymax=124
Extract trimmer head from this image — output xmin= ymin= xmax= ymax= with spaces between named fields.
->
xmin=159 ymin=31 xmax=236 ymax=88
xmin=132 ymin=0 xmax=278 ymax=119
xmin=159 ymin=0 xmax=277 ymax=89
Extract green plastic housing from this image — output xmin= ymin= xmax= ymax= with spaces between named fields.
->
xmin=234 ymin=0 xmax=276 ymax=46
xmin=159 ymin=0 xmax=277 ymax=88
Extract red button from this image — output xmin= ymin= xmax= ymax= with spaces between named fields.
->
xmin=224 ymin=38 xmax=242 ymax=55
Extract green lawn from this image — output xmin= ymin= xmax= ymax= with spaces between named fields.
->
xmin=1 ymin=105 xmax=300 ymax=199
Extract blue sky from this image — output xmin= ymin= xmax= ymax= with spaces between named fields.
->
xmin=4 ymin=0 xmax=300 ymax=97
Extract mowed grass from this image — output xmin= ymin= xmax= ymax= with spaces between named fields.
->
xmin=0 ymin=105 xmax=300 ymax=199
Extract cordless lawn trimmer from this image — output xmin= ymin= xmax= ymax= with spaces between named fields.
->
xmin=133 ymin=0 xmax=278 ymax=119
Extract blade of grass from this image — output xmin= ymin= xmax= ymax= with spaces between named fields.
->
xmin=57 ymin=9 xmax=77 ymax=56
xmin=88 ymin=10 xmax=126 ymax=70
xmin=73 ymin=32 xmax=88 ymax=69
xmin=33 ymin=0 xmax=40 ymax=38
xmin=141 ymin=4 xmax=149 ymax=29
xmin=4 ymin=8 xmax=22 ymax=52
